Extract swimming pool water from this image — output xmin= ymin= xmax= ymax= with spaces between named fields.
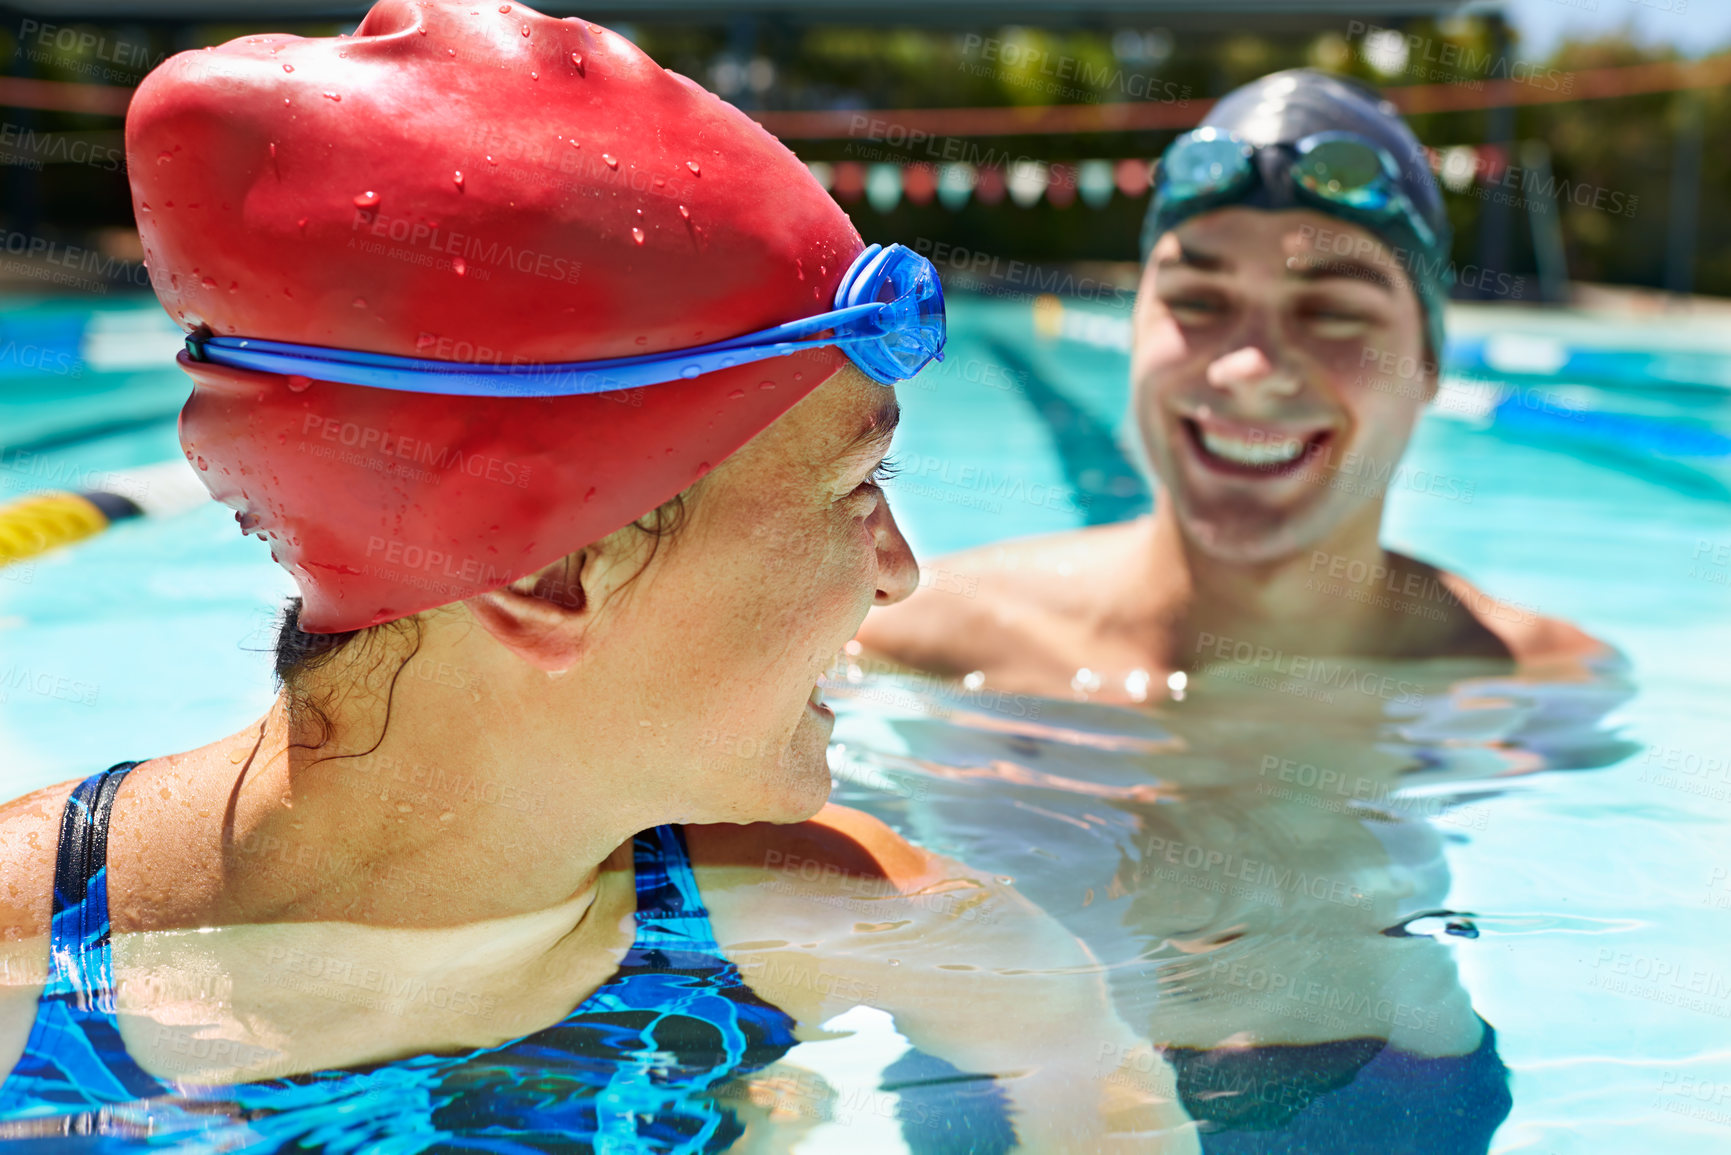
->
xmin=2 ymin=290 xmax=1729 ymax=1153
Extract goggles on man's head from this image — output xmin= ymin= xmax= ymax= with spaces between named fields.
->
xmin=1156 ymin=127 xmax=1438 ymax=252
xmin=183 ymin=242 xmax=945 ymax=395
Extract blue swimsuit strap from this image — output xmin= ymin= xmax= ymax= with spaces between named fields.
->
xmin=627 ymin=824 xmax=726 ymax=959
xmin=581 ymin=824 xmax=795 ymax=1059
xmin=0 ymin=763 xmax=171 ymax=1116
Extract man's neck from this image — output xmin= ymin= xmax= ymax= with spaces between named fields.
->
xmin=1136 ymin=500 xmax=1403 ymax=669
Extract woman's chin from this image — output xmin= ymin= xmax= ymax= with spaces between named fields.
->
xmin=776 ymin=712 xmax=838 ymax=819
xmin=696 ymin=713 xmax=834 ymax=826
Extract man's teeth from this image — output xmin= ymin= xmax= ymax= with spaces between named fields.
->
xmin=810 ymin=684 xmax=824 ymax=707
xmin=1198 ymin=427 xmax=1307 ymax=466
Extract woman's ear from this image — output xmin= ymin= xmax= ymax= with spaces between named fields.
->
xmin=464 ymin=553 xmax=591 ymax=673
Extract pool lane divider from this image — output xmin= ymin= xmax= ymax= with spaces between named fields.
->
xmin=0 ymin=459 xmax=207 ymax=570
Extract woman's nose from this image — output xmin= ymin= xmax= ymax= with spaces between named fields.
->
xmin=872 ymin=500 xmax=919 ymax=606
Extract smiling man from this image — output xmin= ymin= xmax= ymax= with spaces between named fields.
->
xmin=858 ymin=69 xmax=1606 ymax=702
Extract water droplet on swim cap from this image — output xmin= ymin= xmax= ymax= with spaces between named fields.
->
xmin=680 ymin=365 xmax=701 ymax=379
xmin=728 ymin=389 xmax=745 ymax=399
xmin=521 ymin=24 xmax=530 ymax=37
xmin=352 ymin=296 xmax=367 ymax=308
xmin=323 ymin=91 xmax=342 ymax=101
xmin=759 ymin=381 xmax=775 ymax=390
xmin=282 ymin=63 xmax=294 ymax=72
xmin=631 ymin=226 xmax=645 ymax=245
xmin=677 ymin=204 xmax=689 ymax=220
xmin=687 ymin=159 xmax=701 ymax=175
xmin=603 ymin=154 xmax=618 ymax=169
xmin=498 ymin=3 xmax=510 ymax=10
xmin=451 ymin=256 xmax=467 ymax=276
xmin=452 ymin=170 xmax=464 ymax=189
xmin=195 ymin=456 xmax=208 ymax=470
xmin=353 ymin=190 xmax=380 ymax=208
xmin=570 ymin=52 xmax=584 ymax=73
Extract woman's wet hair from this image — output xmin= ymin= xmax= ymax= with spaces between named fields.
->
xmin=272 ymin=492 xmax=690 ymax=750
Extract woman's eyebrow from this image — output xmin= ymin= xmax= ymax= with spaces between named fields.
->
xmin=837 ymin=401 xmax=901 ymax=461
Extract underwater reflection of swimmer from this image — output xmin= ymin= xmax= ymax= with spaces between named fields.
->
xmin=825 ymin=646 xmax=1636 ymax=1152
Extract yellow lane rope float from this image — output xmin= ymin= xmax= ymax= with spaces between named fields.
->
xmin=0 ymin=459 xmax=208 ymax=569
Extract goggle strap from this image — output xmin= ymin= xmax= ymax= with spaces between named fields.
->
xmin=181 ymin=246 xmax=934 ymax=395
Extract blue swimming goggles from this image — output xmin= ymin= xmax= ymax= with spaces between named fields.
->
xmin=182 ymin=242 xmax=945 ymax=396
xmin=1156 ymin=128 xmax=1438 ymax=251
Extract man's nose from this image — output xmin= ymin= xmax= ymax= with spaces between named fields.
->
xmin=1205 ymin=342 xmax=1302 ymax=405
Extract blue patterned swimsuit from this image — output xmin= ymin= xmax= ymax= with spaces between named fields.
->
xmin=0 ymin=762 xmax=801 ymax=1153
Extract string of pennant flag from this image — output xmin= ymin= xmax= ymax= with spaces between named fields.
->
xmin=805 ymin=146 xmax=1499 ymax=212
xmin=804 ymin=158 xmax=1153 ymax=212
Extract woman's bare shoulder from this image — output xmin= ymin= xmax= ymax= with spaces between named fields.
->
xmin=0 ymin=777 xmax=82 ymax=942
xmin=684 ymin=804 xmax=932 ymax=890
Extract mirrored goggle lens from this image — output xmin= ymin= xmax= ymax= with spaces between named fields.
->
xmin=1292 ymin=140 xmax=1395 ymax=212
xmin=1160 ymin=136 xmax=1253 ymax=198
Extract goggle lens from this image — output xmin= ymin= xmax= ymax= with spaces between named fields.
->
xmin=837 ymin=243 xmax=946 ymax=384
xmin=1159 ymin=135 xmax=1254 ymax=199
xmin=1292 ymin=138 xmax=1394 ymax=212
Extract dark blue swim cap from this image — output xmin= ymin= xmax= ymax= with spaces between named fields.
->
xmin=1142 ymin=69 xmax=1453 ymax=361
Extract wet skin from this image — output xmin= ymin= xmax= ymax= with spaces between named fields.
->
xmin=0 ymin=365 xmax=1198 ymax=1151
xmin=856 ymin=208 xmax=1608 ymax=704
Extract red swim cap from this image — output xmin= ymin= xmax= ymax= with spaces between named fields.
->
xmin=127 ymin=0 xmax=861 ymax=632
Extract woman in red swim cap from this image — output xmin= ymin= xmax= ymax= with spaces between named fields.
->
xmin=0 ymin=1 xmax=1194 ymax=1148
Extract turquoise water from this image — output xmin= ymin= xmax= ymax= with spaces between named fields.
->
xmin=1 ymin=290 xmax=1729 ymax=1152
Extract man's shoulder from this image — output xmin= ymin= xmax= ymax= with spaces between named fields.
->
xmin=1432 ymin=569 xmax=1610 ymax=665
xmin=856 ymin=521 xmax=1143 ymax=675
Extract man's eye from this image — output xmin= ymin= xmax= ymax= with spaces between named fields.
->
xmin=1164 ymin=296 xmax=1223 ymax=321
xmin=1304 ymin=310 xmax=1373 ymax=339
